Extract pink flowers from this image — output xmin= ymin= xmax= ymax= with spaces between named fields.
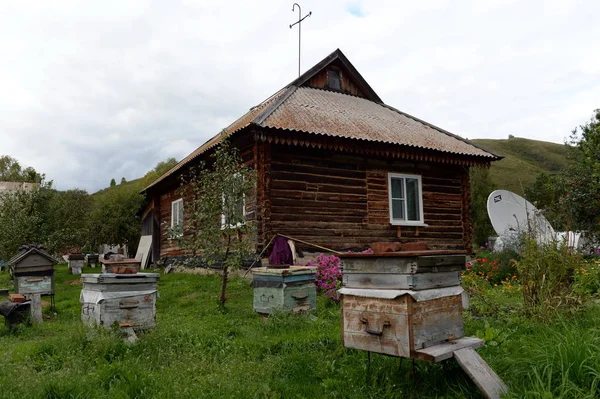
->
xmin=306 ymin=254 xmax=343 ymax=302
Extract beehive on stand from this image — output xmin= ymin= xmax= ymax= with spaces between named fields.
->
xmin=9 ymin=245 xmax=58 ymax=297
xmin=339 ymin=250 xmax=507 ymax=399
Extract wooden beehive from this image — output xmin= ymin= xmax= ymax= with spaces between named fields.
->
xmin=341 ymin=251 xmax=466 ymax=290
xmin=8 ymin=247 xmax=58 ymax=296
xmin=340 ymin=287 xmax=465 ymax=358
xmin=80 ymin=273 xmax=159 ymax=330
xmin=252 ymin=266 xmax=316 ymax=315
xmin=339 ymin=251 xmax=468 ymax=358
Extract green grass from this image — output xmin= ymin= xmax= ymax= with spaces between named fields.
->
xmin=472 ymin=138 xmax=568 ymax=195
xmin=1 ymin=266 xmax=599 ymax=398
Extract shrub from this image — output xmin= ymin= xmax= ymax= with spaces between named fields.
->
xmin=516 ymin=237 xmax=582 ymax=316
xmin=305 ymin=254 xmax=342 ymax=302
xmin=573 ymin=259 xmax=600 ymax=296
xmin=465 ymin=245 xmax=518 ymax=285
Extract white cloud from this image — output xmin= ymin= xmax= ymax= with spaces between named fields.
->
xmin=0 ymin=0 xmax=598 ymax=191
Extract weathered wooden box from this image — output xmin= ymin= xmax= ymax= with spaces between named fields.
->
xmin=339 ymin=287 xmax=464 ymax=358
xmin=80 ymin=273 xmax=159 ymax=330
xmin=340 ymin=251 xmax=466 ymax=290
xmin=9 ymin=247 xmax=58 ymax=296
xmin=100 ymin=258 xmax=141 ymax=273
xmin=252 ymin=266 xmax=316 ymax=315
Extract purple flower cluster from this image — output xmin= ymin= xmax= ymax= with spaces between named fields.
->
xmin=306 ymin=253 xmax=343 ymax=302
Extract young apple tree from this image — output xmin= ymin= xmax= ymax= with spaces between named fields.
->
xmin=170 ymin=138 xmax=257 ymax=307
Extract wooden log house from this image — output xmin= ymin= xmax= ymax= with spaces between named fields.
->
xmin=141 ymin=49 xmax=501 ymax=264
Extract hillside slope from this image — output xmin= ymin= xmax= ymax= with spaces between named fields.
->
xmin=471 ymin=137 xmax=568 ymax=194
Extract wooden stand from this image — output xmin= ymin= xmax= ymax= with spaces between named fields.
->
xmin=24 ymin=293 xmax=43 ymax=323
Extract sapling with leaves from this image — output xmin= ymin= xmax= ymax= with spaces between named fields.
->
xmin=168 ymin=137 xmax=257 ymax=307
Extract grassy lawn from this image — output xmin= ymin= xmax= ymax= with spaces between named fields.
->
xmin=1 ymin=265 xmax=599 ymax=399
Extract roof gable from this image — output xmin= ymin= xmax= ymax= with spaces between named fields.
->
xmin=289 ymin=49 xmax=383 ymax=103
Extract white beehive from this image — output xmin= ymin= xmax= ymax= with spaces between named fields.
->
xmin=80 ymin=273 xmax=160 ymax=330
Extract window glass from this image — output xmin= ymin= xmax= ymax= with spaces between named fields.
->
xmin=391 ymin=178 xmax=404 ymax=199
xmin=171 ymin=199 xmax=183 ymax=235
xmin=406 ymin=178 xmax=420 ymax=221
xmin=328 ymin=70 xmax=341 ymax=90
xmin=392 ymin=198 xmax=404 ymax=220
xmin=222 ymin=174 xmax=245 ymax=228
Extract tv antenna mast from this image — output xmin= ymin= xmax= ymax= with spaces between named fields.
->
xmin=289 ymin=3 xmax=311 ymax=77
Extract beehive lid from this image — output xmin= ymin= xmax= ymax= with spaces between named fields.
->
xmin=252 ymin=266 xmax=316 ymax=277
xmin=81 ymin=273 xmax=160 ymax=284
xmin=8 ymin=247 xmax=59 ymax=268
xmin=338 ymin=286 xmax=463 ymax=302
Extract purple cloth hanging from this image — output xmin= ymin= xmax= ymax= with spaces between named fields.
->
xmin=268 ymin=236 xmax=293 ymax=265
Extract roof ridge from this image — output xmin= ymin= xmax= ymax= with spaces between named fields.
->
xmin=380 ymin=104 xmax=503 ymax=159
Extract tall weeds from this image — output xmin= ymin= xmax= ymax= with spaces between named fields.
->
xmin=516 ymin=236 xmax=582 ymax=317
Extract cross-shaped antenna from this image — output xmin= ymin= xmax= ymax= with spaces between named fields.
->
xmin=289 ymin=3 xmax=311 ymax=77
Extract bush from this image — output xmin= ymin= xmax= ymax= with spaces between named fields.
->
xmin=573 ymin=258 xmax=600 ymax=296
xmin=516 ymin=237 xmax=582 ymax=316
xmin=465 ymin=245 xmax=518 ymax=285
xmin=305 ymin=254 xmax=342 ymax=302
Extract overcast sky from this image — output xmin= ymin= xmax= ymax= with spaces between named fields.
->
xmin=1 ymin=0 xmax=598 ymax=192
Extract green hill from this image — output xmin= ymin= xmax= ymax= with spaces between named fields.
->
xmin=471 ymin=137 xmax=569 ymax=195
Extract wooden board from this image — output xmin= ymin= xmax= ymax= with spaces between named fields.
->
xmin=135 ymin=235 xmax=153 ymax=269
xmin=341 ymin=255 xmax=465 ymax=275
xmin=342 ymin=271 xmax=461 ymax=290
xmin=413 ymin=336 xmax=484 ymax=362
xmin=454 ymin=347 xmax=508 ymax=399
xmin=411 ymin=294 xmax=464 ymax=349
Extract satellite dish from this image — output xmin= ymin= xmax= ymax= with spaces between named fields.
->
xmin=487 ymin=190 xmax=555 ymax=246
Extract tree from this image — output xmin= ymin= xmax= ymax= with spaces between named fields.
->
xmin=140 ymin=158 xmax=178 ymax=187
xmin=563 ymin=109 xmax=600 ymax=237
xmin=525 ymin=172 xmax=568 ymax=231
xmin=110 ymin=178 xmax=116 ymax=187
xmin=470 ymin=166 xmax=496 ymax=246
xmin=45 ymin=189 xmax=92 ymax=253
xmin=0 ymin=188 xmax=44 ymax=260
xmin=120 ymin=177 xmax=127 ymax=184
xmin=169 ymin=139 xmax=256 ymax=307
xmin=88 ymin=187 xmax=144 ymax=256
xmin=0 ymin=155 xmax=43 ymax=183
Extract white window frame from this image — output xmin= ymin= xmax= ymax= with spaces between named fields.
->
xmin=171 ymin=198 xmax=183 ymax=236
xmin=220 ymin=174 xmax=246 ymax=229
xmin=388 ymin=173 xmax=426 ymax=226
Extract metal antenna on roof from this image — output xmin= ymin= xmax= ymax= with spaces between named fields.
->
xmin=289 ymin=3 xmax=311 ymax=77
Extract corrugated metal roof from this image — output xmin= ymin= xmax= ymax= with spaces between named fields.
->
xmin=143 ymin=49 xmax=500 ymax=192
xmin=260 ymin=87 xmax=495 ymax=158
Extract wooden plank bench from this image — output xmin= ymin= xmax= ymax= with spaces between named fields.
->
xmin=415 ymin=337 xmax=507 ymax=399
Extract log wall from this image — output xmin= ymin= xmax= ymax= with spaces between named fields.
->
xmin=157 ymin=142 xmax=256 ymax=259
xmin=268 ymin=144 xmax=470 ymax=251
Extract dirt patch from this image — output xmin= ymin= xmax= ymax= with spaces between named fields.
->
xmin=180 ymin=292 xmax=199 ymax=300
xmin=41 ymin=300 xmax=52 ymax=307
xmin=64 ymin=279 xmax=82 ymax=285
